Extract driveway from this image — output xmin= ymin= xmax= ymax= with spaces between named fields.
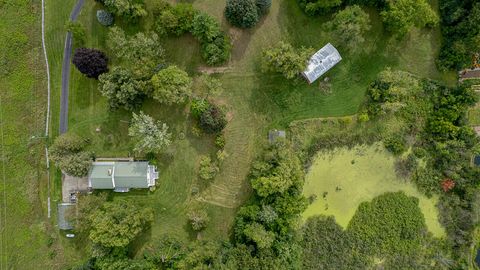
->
xmin=59 ymin=0 xmax=85 ymax=134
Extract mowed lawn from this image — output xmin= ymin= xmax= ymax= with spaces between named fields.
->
xmin=43 ymin=0 xmax=453 ymax=264
xmin=302 ymin=143 xmax=445 ymax=238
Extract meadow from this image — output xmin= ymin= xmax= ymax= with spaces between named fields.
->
xmin=302 ymin=143 xmax=445 ymax=238
xmin=40 ymin=0 xmax=456 ymax=266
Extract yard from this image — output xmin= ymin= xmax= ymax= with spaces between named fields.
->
xmin=40 ymin=0 xmax=456 ymax=267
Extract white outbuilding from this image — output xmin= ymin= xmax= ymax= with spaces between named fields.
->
xmin=302 ymin=43 xmax=342 ymax=84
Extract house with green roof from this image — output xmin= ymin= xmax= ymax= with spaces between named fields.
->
xmin=88 ymin=161 xmax=158 ymax=192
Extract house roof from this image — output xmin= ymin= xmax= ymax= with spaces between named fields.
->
xmin=114 ymin=162 xmax=150 ymax=188
xmin=302 ymin=43 xmax=342 ymax=84
xmin=57 ymin=203 xmax=75 ymax=230
xmin=88 ymin=161 xmax=156 ymax=190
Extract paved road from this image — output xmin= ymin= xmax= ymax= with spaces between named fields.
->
xmin=59 ymin=0 xmax=85 ymax=134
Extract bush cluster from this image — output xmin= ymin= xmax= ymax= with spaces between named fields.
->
xmin=50 ymin=133 xmax=92 ymax=177
xmin=96 ymin=9 xmax=114 ymax=26
xmin=154 ymin=2 xmax=231 ymax=65
xmin=191 ymin=99 xmax=227 ymax=134
xmin=224 ymin=0 xmax=271 ymax=28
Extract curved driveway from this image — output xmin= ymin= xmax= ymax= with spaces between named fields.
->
xmin=59 ymin=0 xmax=85 ymax=134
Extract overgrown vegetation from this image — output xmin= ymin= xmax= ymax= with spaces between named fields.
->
xmin=438 ymin=0 xmax=480 ymax=70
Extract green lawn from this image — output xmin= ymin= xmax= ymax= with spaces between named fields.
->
xmin=0 ymin=0 xmax=85 ymax=268
xmin=302 ymin=143 xmax=445 ymax=238
xmin=41 ymin=0 xmax=454 ymax=266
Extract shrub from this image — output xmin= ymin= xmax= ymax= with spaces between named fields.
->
xmin=171 ymin=3 xmax=196 ymax=35
xmin=384 ymin=136 xmax=406 ymax=155
xmin=256 ymin=0 xmax=272 ymax=15
xmin=327 ymin=5 xmax=371 ymax=52
xmin=199 ymin=104 xmax=227 ymax=133
xmin=188 ymin=210 xmax=210 ymax=231
xmin=154 ymin=9 xmax=179 ymax=36
xmin=192 ymin=12 xmax=221 ymax=43
xmin=190 ymin=98 xmax=209 ymax=119
xmin=225 ymin=0 xmax=259 ymax=28
xmin=201 ymin=34 xmax=231 ymax=66
xmin=215 ymin=133 xmax=226 ymax=148
xmin=72 ymin=48 xmax=109 ymax=79
xmin=198 ymin=156 xmax=219 ymax=181
xmin=65 ymin=21 xmax=86 ymax=47
xmin=96 ymin=9 xmax=114 ymax=26
xmin=298 ymin=0 xmax=342 ymax=16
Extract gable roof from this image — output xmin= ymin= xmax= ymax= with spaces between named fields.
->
xmin=302 ymin=43 xmax=342 ymax=84
xmin=88 ymin=161 xmax=156 ymax=190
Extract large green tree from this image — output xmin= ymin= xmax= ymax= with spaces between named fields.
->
xmin=89 ymin=201 xmax=154 ymax=248
xmin=250 ymin=140 xmax=304 ymax=197
xmin=261 ymin=42 xmax=314 ymax=80
xmin=225 ymin=0 xmax=259 ymax=28
xmin=128 ymin=111 xmax=172 ymax=153
xmin=50 ymin=133 xmax=92 ymax=177
xmin=381 ymin=0 xmax=438 ymax=36
xmin=103 ymin=0 xmax=147 ymax=22
xmin=98 ymin=67 xmax=147 ymax=111
xmin=151 ymin=65 xmax=192 ymax=104
xmin=328 ymin=5 xmax=371 ymax=52
xmin=107 ymin=27 xmax=164 ymax=77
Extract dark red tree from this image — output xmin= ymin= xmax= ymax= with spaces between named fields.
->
xmin=441 ymin=178 xmax=455 ymax=192
xmin=72 ymin=48 xmax=109 ymax=79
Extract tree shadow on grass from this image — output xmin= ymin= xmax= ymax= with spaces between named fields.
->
xmin=128 ymin=226 xmax=152 ymax=257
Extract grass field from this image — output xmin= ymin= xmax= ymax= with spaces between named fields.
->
xmin=39 ymin=0 xmax=454 ymax=266
xmin=302 ymin=143 xmax=445 ymax=238
xmin=0 ymin=0 xmax=84 ymax=268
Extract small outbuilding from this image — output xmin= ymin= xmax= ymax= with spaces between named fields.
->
xmin=57 ymin=203 xmax=76 ymax=230
xmin=302 ymin=43 xmax=342 ymax=84
xmin=269 ymin=130 xmax=286 ymax=143
xmin=88 ymin=161 xmax=158 ymax=192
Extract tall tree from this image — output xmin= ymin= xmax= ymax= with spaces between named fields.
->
xmin=89 ymin=201 xmax=154 ymax=248
xmin=150 ymin=65 xmax=192 ymax=104
xmin=328 ymin=5 xmax=371 ymax=52
xmin=381 ymin=0 xmax=438 ymax=36
xmin=98 ymin=67 xmax=147 ymax=111
xmin=107 ymin=27 xmax=164 ymax=77
xmin=102 ymin=0 xmax=147 ymax=22
xmin=72 ymin=48 xmax=109 ymax=79
xmin=225 ymin=0 xmax=259 ymax=28
xmin=261 ymin=42 xmax=314 ymax=79
xmin=128 ymin=111 xmax=172 ymax=153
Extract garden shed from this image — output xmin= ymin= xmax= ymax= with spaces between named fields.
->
xmin=302 ymin=43 xmax=342 ymax=84
xmin=57 ymin=203 xmax=76 ymax=230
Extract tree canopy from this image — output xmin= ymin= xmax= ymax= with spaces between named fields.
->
xmin=225 ymin=0 xmax=259 ymax=28
xmin=261 ymin=42 xmax=314 ymax=79
xmin=381 ymin=0 xmax=438 ymax=36
xmin=328 ymin=5 xmax=371 ymax=52
xmin=128 ymin=111 xmax=172 ymax=154
xmin=151 ymin=65 xmax=192 ymax=104
xmin=89 ymin=201 xmax=154 ymax=248
xmin=50 ymin=133 xmax=92 ymax=177
xmin=72 ymin=48 xmax=109 ymax=79
xmin=98 ymin=67 xmax=147 ymax=111
xmin=107 ymin=27 xmax=164 ymax=77
xmin=102 ymin=0 xmax=147 ymax=22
